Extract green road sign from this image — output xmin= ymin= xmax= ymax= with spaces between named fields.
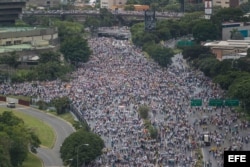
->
xmin=191 ymin=99 xmax=202 ymax=106
xmin=225 ymin=100 xmax=239 ymax=106
xmin=209 ymin=99 xmax=224 ymax=106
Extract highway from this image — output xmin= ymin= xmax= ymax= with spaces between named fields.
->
xmin=0 ymin=102 xmax=75 ymax=167
xmin=22 ymin=9 xmax=184 ymax=19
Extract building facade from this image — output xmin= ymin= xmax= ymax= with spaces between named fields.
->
xmin=222 ymin=22 xmax=250 ymax=40
xmin=100 ymin=0 xmax=127 ymax=9
xmin=26 ymin=0 xmax=61 ymax=8
xmin=212 ymin=0 xmax=247 ymax=8
xmin=0 ymin=27 xmax=58 ymax=54
xmin=0 ymin=0 xmax=26 ymax=26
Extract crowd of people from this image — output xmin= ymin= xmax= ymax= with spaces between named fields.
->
xmin=1 ymin=37 xmax=250 ymax=167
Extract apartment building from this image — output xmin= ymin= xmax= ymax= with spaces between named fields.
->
xmin=100 ymin=0 xmax=127 ymax=9
xmin=0 ymin=0 xmax=26 ymax=26
xmin=212 ymin=0 xmax=247 ymax=8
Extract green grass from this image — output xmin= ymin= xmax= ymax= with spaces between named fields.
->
xmin=22 ymin=152 xmax=42 ymax=167
xmin=0 ymin=108 xmax=56 ymax=148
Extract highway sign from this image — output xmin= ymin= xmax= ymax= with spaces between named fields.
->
xmin=209 ymin=99 xmax=224 ymax=106
xmin=191 ymin=99 xmax=202 ymax=106
xmin=225 ymin=100 xmax=239 ymax=107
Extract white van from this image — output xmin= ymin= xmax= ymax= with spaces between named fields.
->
xmin=7 ymin=102 xmax=15 ymax=108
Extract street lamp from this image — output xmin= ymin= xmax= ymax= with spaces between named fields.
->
xmin=77 ymin=143 xmax=89 ymax=167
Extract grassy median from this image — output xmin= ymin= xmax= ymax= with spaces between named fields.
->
xmin=0 ymin=107 xmax=55 ymax=167
xmin=0 ymin=107 xmax=56 ymax=148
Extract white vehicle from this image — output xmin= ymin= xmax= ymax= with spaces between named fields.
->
xmin=7 ymin=102 xmax=15 ymax=108
xmin=203 ymin=133 xmax=211 ymax=146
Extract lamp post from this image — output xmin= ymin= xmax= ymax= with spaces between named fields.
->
xmin=77 ymin=143 xmax=89 ymax=167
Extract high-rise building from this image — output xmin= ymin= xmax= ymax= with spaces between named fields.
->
xmin=0 ymin=0 xmax=26 ymax=26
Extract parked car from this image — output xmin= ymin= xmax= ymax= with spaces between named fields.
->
xmin=7 ymin=102 xmax=15 ymax=108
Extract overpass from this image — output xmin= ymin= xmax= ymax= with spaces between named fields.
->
xmin=22 ymin=10 xmax=183 ymax=23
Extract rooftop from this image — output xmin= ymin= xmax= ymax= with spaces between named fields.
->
xmin=0 ymin=27 xmax=46 ymax=33
xmin=0 ymin=44 xmax=55 ymax=53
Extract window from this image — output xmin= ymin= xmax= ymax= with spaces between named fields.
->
xmin=6 ymin=41 xmax=11 ymax=45
xmin=14 ymin=40 xmax=21 ymax=45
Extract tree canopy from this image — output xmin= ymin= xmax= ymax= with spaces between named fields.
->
xmin=51 ymin=96 xmax=71 ymax=115
xmin=60 ymin=36 xmax=92 ymax=66
xmin=0 ymin=111 xmax=40 ymax=167
xmin=192 ymin=20 xmax=218 ymax=42
xmin=60 ymin=130 xmax=104 ymax=167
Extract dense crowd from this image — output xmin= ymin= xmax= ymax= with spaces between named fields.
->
xmin=1 ymin=37 xmax=250 ymax=167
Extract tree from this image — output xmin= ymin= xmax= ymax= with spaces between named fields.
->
xmin=213 ymin=71 xmax=249 ymax=90
xmin=35 ymin=61 xmax=70 ymax=81
xmin=51 ymin=96 xmax=71 ymax=115
xmin=0 ymin=111 xmax=40 ymax=167
xmin=0 ymin=52 xmax=19 ymax=69
xmin=0 ymin=132 xmax=12 ymax=167
xmin=138 ymin=105 xmax=149 ymax=119
xmin=144 ymin=43 xmax=173 ymax=67
xmin=192 ymin=20 xmax=218 ymax=42
xmin=230 ymin=28 xmax=244 ymax=40
xmin=182 ymin=45 xmax=211 ymax=60
xmin=39 ymin=51 xmax=61 ymax=64
xmin=60 ymin=130 xmax=104 ymax=167
xmin=60 ymin=36 xmax=92 ymax=66
xmin=228 ymin=75 xmax=250 ymax=111
xmin=212 ymin=7 xmax=244 ymax=22
xmin=54 ymin=20 xmax=84 ymax=42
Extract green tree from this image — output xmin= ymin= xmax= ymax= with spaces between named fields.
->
xmin=0 ymin=111 xmax=40 ymax=167
xmin=182 ymin=45 xmax=211 ymax=60
xmin=60 ymin=36 xmax=92 ymax=65
xmin=138 ymin=105 xmax=149 ymax=119
xmin=35 ymin=61 xmax=70 ymax=81
xmin=0 ymin=52 xmax=19 ymax=69
xmin=0 ymin=132 xmax=12 ymax=167
xmin=213 ymin=71 xmax=249 ymax=90
xmin=148 ymin=125 xmax=158 ymax=139
xmin=212 ymin=7 xmax=244 ymax=22
xmin=54 ymin=20 xmax=84 ymax=42
xmin=39 ymin=51 xmax=61 ymax=64
xmin=60 ymin=130 xmax=104 ymax=167
xmin=228 ymin=75 xmax=250 ymax=110
xmin=192 ymin=20 xmax=218 ymax=42
xmin=51 ymin=96 xmax=71 ymax=115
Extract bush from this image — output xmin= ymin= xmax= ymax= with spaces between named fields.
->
xmin=143 ymin=119 xmax=151 ymax=129
xmin=138 ymin=105 xmax=149 ymax=119
xmin=148 ymin=125 xmax=158 ymax=139
xmin=36 ymin=100 xmax=49 ymax=110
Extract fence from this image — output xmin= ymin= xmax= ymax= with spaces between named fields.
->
xmin=0 ymin=96 xmax=30 ymax=106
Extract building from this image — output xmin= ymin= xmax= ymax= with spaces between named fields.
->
xmin=212 ymin=0 xmax=247 ymax=8
xmin=204 ymin=40 xmax=249 ymax=60
xmin=0 ymin=27 xmax=58 ymax=62
xmin=133 ymin=5 xmax=149 ymax=11
xmin=26 ymin=0 xmax=61 ymax=8
xmin=101 ymin=0 xmax=127 ymax=9
xmin=222 ymin=22 xmax=250 ymax=40
xmin=0 ymin=0 xmax=26 ymax=26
